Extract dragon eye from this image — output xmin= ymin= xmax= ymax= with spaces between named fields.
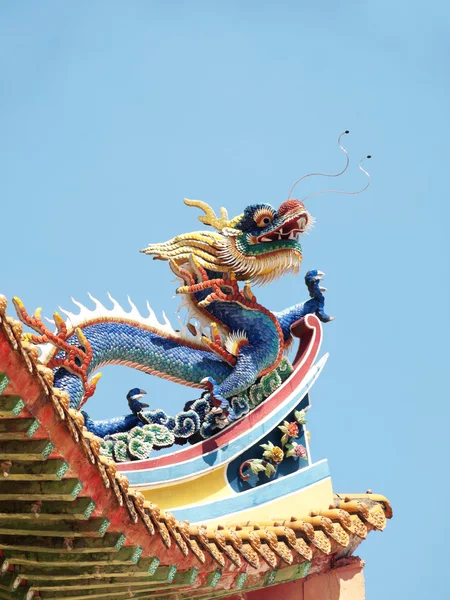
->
xmin=254 ymin=208 xmax=275 ymax=228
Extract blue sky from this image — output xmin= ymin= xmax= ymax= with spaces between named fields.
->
xmin=0 ymin=2 xmax=448 ymax=597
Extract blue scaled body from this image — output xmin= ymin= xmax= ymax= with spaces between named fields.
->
xmin=52 ymin=269 xmax=329 ymax=442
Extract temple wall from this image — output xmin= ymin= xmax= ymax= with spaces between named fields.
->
xmin=242 ymin=562 xmax=365 ymax=600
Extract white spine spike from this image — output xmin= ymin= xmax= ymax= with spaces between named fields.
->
xmin=107 ymin=292 xmax=122 ymax=311
xmin=70 ymin=297 xmax=86 ymax=311
xmin=127 ymin=296 xmax=142 ymax=320
xmin=39 ymin=293 xmax=208 ymax=353
xmin=177 ymin=316 xmax=189 ymax=338
xmin=146 ymin=301 xmax=156 ymax=322
xmin=161 ymin=311 xmax=174 ymax=332
xmin=59 ymin=307 xmax=76 ymax=322
xmin=88 ymin=293 xmax=104 ymax=310
xmin=59 ymin=306 xmax=70 ymax=316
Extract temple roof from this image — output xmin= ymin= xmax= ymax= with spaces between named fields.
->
xmin=0 ymin=298 xmax=391 ymax=599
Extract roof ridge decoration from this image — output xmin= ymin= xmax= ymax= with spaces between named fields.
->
xmin=0 ymin=133 xmax=390 ymax=599
xmin=7 ymin=131 xmax=370 ymax=462
xmin=12 ymin=197 xmax=333 ymax=461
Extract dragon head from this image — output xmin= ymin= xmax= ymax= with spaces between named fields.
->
xmin=141 ymin=198 xmax=314 ymax=285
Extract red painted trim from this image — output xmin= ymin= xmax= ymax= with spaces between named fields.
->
xmin=0 ymin=330 xmax=196 ymax=568
xmin=118 ymin=314 xmax=322 ymax=474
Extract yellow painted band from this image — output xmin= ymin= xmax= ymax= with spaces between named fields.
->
xmin=140 ymin=465 xmax=231 ymax=510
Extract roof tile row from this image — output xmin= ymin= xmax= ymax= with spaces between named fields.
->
xmin=0 ymin=297 xmax=391 ymax=598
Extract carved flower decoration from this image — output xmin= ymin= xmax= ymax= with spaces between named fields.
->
xmin=271 ymin=446 xmax=284 ymax=463
xmin=247 ymin=458 xmax=276 ymax=478
xmin=240 ymin=410 xmax=309 ymax=482
xmin=294 ymin=409 xmax=307 ymax=425
xmin=261 ymin=441 xmax=284 ymax=463
xmin=287 ymin=422 xmax=299 ymax=437
xmin=278 ymin=420 xmax=300 ymax=446
xmin=294 ymin=443 xmax=307 ymax=458
xmin=285 ymin=441 xmax=307 ymax=460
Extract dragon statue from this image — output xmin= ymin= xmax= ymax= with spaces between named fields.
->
xmin=12 ymin=133 xmax=369 ymax=461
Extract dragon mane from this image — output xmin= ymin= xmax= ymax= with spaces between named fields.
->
xmin=141 ymin=199 xmax=243 ymax=274
xmin=141 ymin=198 xmax=304 ymax=285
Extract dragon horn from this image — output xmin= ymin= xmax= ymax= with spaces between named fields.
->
xmin=184 ymin=198 xmax=232 ymax=231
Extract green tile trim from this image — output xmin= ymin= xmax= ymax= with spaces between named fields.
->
xmin=0 ymin=395 xmax=26 ymax=418
xmin=186 ymin=567 xmax=199 ymax=585
xmin=0 ymin=373 xmax=10 ymax=394
xmin=148 ymin=557 xmax=160 ymax=575
xmin=71 ymin=481 xmax=83 ymax=498
xmin=130 ymin=546 xmax=143 ymax=564
xmin=235 ymin=572 xmax=248 ymax=589
xmin=56 ymin=461 xmax=70 ymax=480
xmin=26 ymin=419 xmax=40 ymax=438
xmin=115 ymin=533 xmax=126 ymax=551
xmin=167 ymin=565 xmax=178 ymax=583
xmin=98 ymin=519 xmax=110 ymax=536
xmin=264 ymin=570 xmax=278 ymax=586
xmin=84 ymin=500 xmax=96 ymax=519
xmin=12 ymin=397 xmax=25 ymax=416
xmin=271 ymin=562 xmax=313 ymax=586
xmin=41 ymin=441 xmax=55 ymax=459
xmin=207 ymin=570 xmax=222 ymax=588
xmin=294 ymin=561 xmax=311 ymax=579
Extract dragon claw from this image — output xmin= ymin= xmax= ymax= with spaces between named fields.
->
xmin=305 ymin=270 xmax=325 ymax=297
xmin=305 ymin=269 xmax=334 ymax=324
xmin=201 ymin=377 xmax=235 ymax=422
xmin=316 ymin=310 xmax=335 ymax=323
xmin=215 ymin=415 xmax=230 ymax=429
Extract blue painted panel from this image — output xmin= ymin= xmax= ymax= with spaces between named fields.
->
xmin=227 ymin=394 xmax=310 ymax=493
xmin=170 ymin=460 xmax=330 ymax=523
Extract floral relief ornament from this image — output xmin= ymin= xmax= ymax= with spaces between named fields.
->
xmin=239 ymin=409 xmax=308 ymax=481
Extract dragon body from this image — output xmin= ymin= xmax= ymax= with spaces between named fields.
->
xmin=14 ymin=197 xmax=332 ymax=459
